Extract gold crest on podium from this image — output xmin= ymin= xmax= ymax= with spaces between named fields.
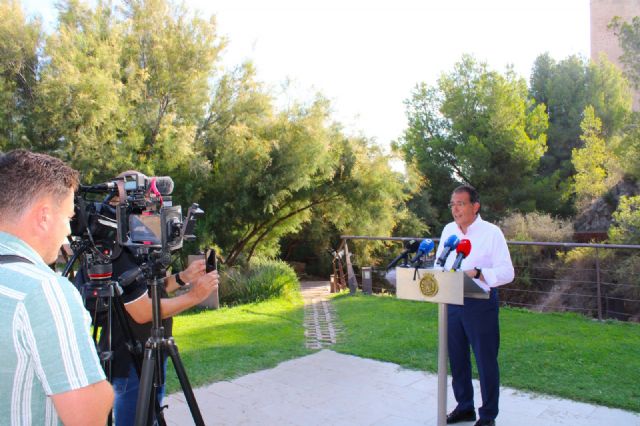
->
xmin=419 ymin=273 xmax=439 ymax=297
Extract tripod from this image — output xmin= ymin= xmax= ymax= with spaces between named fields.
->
xmin=66 ymin=244 xmax=203 ymax=425
xmin=134 ymin=255 xmax=204 ymax=426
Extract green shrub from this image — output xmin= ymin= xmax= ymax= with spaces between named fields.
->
xmin=218 ymin=258 xmax=300 ymax=306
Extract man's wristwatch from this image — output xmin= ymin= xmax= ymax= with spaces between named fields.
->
xmin=474 ymin=267 xmax=482 ymax=279
xmin=175 ymin=272 xmax=187 ymax=287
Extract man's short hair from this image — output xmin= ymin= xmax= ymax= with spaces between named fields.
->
xmin=453 ymin=184 xmax=480 ymax=204
xmin=0 ymin=150 xmax=79 ymax=220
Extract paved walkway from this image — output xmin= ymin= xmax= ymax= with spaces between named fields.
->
xmin=301 ymin=281 xmax=341 ymax=349
xmin=163 ymin=281 xmax=640 ymax=425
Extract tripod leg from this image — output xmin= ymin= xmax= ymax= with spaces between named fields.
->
xmin=164 ymin=338 xmax=205 ymax=426
xmin=134 ymin=346 xmax=157 ymax=426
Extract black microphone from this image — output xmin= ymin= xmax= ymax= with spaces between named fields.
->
xmin=386 ymin=239 xmax=420 ymax=270
xmin=451 ymin=239 xmax=472 ymax=271
xmin=436 ymin=235 xmax=460 ymax=267
xmin=410 ymin=239 xmax=435 ymax=264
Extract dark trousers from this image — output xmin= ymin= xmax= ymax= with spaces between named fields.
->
xmin=447 ymin=290 xmax=500 ymax=421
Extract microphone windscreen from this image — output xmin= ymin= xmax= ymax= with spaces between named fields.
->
xmin=420 ymin=239 xmax=434 ymax=253
xmin=457 ymin=239 xmax=472 ymax=257
xmin=406 ymin=239 xmax=421 ymax=253
xmin=152 ymin=176 xmax=174 ymax=195
xmin=445 ymin=234 xmax=460 ymax=248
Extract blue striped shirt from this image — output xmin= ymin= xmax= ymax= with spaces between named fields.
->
xmin=0 ymin=232 xmax=105 ymax=425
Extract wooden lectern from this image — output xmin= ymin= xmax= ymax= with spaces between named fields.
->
xmin=396 ymin=267 xmax=488 ymax=426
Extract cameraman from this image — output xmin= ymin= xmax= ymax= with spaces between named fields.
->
xmin=0 ymin=150 xmax=113 ymax=425
xmin=79 ymin=172 xmax=218 ymax=426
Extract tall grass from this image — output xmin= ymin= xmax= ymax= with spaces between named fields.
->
xmin=218 ymin=258 xmax=299 ymax=306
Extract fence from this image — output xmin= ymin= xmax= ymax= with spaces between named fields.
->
xmin=340 ymin=236 xmax=640 ymax=322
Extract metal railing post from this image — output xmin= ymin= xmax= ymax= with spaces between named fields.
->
xmin=596 ymin=247 xmax=602 ymax=321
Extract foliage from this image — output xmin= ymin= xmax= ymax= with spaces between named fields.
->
xmin=0 ymin=0 xmax=410 ymax=266
xmin=609 ymin=195 xmax=640 ymax=245
xmin=331 ymin=294 xmax=640 ymax=412
xmin=529 ymin=53 xmax=631 ymax=216
xmin=167 ymin=294 xmax=310 ymax=392
xmin=218 ymin=257 xmax=300 ymax=306
xmin=499 ymin=212 xmax=573 ymax=242
xmin=571 ymin=106 xmax=622 ymax=210
xmin=0 ymin=0 xmax=42 ymax=151
xmin=395 ymin=55 xmax=548 ymax=229
xmin=610 ymin=16 xmax=640 ymax=89
xmin=195 ymin=64 xmax=412 ymax=265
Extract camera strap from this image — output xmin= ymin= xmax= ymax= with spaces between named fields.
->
xmin=0 ymin=254 xmax=33 ymax=265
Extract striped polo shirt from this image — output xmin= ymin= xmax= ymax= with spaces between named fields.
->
xmin=0 ymin=232 xmax=105 ymax=425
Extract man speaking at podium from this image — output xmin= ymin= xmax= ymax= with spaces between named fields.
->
xmin=435 ymin=185 xmax=514 ymax=426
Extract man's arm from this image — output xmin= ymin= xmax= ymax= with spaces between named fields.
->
xmin=126 ymin=269 xmax=219 ymax=324
xmin=51 ymin=379 xmax=113 ymax=426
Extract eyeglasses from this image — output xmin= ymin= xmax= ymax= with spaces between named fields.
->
xmin=448 ymin=201 xmax=469 ymax=208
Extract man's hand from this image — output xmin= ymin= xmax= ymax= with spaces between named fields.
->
xmin=188 ymin=270 xmax=219 ymax=304
xmin=181 ymin=258 xmax=206 ymax=283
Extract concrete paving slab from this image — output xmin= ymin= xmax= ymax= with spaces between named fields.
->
xmin=163 ymin=350 xmax=640 ymax=425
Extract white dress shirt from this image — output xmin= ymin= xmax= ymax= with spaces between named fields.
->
xmin=435 ymin=214 xmax=514 ymax=292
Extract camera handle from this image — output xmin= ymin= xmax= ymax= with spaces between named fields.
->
xmin=134 ymin=260 xmax=204 ymax=426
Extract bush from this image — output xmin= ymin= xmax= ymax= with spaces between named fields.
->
xmin=499 ymin=212 xmax=573 ymax=242
xmin=218 ymin=258 xmax=300 ymax=306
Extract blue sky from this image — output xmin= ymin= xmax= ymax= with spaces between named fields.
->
xmin=21 ymin=0 xmax=590 ymax=147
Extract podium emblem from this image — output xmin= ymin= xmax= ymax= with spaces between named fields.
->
xmin=419 ymin=273 xmax=439 ymax=297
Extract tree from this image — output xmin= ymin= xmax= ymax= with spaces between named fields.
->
xmin=572 ymin=106 xmax=622 ymax=210
xmin=1 ymin=0 xmax=412 ymax=267
xmin=610 ymin=16 xmax=640 ymax=89
xmin=195 ymin=65 xmax=411 ymax=265
xmin=529 ymin=53 xmax=631 ymax=216
xmin=0 ymin=0 xmax=42 ymax=151
xmin=395 ymin=55 xmax=548 ymax=229
xmin=609 ymin=195 xmax=640 ymax=245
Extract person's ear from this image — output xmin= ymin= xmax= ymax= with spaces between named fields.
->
xmin=33 ymin=200 xmax=52 ymax=232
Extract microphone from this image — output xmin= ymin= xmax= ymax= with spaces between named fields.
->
xmin=148 ymin=176 xmax=174 ymax=195
xmin=436 ymin=235 xmax=460 ymax=267
xmin=451 ymin=239 xmax=471 ymax=271
xmin=410 ymin=239 xmax=435 ymax=264
xmin=386 ymin=239 xmax=420 ymax=270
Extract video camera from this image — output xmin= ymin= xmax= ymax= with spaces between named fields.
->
xmin=67 ymin=172 xmax=204 ymax=310
xmin=71 ymin=172 xmax=202 ymax=259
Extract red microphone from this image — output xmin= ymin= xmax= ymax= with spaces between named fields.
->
xmin=451 ymin=239 xmax=471 ymax=271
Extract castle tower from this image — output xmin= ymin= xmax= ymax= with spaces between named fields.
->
xmin=591 ymin=0 xmax=640 ymax=109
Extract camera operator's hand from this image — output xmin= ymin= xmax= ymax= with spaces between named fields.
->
xmin=166 ymin=259 xmax=206 ymax=293
xmin=182 ymin=258 xmax=206 ymax=282
xmin=187 ymin=270 xmax=219 ymax=304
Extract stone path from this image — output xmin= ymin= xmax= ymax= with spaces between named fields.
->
xmin=164 ymin=350 xmax=640 ymax=425
xmin=300 ymin=281 xmax=341 ymax=349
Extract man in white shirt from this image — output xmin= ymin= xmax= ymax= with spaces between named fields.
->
xmin=434 ymin=185 xmax=514 ymax=426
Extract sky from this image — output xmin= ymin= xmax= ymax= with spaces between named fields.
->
xmin=21 ymin=0 xmax=591 ymax=147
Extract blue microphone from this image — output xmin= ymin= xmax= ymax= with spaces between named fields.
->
xmin=436 ymin=235 xmax=460 ymax=267
xmin=410 ymin=239 xmax=435 ymax=264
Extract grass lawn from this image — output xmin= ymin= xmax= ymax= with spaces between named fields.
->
xmin=165 ymin=293 xmax=312 ymax=393
xmin=330 ymin=293 xmax=640 ymax=412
